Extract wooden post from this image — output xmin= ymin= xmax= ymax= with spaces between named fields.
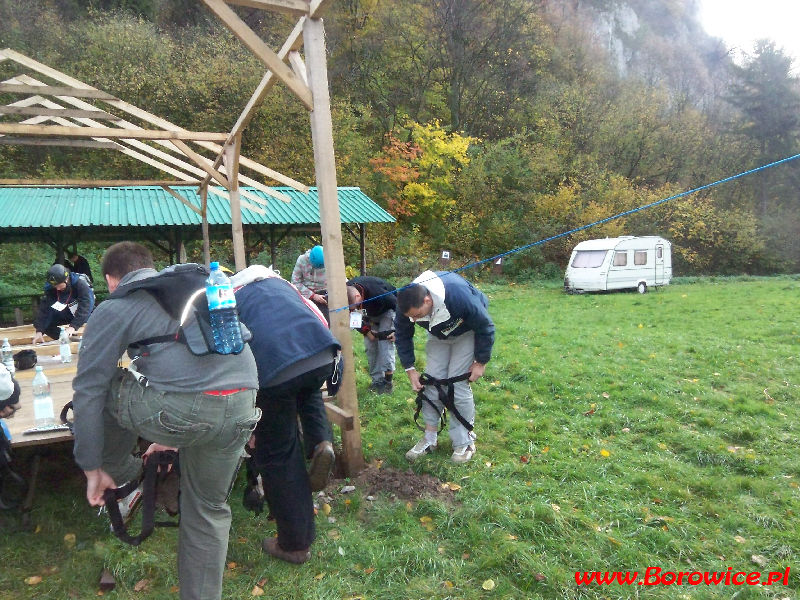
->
xmin=440 ymin=250 xmax=451 ymax=268
xmin=304 ymin=16 xmax=365 ymax=475
xmin=359 ymin=223 xmax=366 ymax=275
xmin=224 ymin=134 xmax=247 ymax=271
xmin=201 ymin=187 xmax=210 ymax=266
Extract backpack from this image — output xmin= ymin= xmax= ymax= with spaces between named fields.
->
xmin=107 ymin=263 xmax=251 ymax=356
xmin=70 ymin=272 xmax=95 ymax=311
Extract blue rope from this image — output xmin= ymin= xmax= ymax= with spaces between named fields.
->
xmin=332 ymin=151 xmax=800 ymax=312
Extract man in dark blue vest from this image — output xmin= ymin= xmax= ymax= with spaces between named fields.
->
xmin=32 ymin=264 xmax=95 ymax=343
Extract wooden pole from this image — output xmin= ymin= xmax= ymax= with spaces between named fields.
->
xmin=223 ymin=135 xmax=247 ymax=271
xmin=304 ymin=16 xmax=365 ymax=475
xmin=201 ymin=187 xmax=210 ymax=266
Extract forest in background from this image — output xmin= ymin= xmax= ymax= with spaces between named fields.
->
xmin=0 ymin=0 xmax=798 ymax=289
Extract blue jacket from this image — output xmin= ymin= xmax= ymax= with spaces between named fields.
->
xmin=394 ymin=271 xmax=494 ymax=369
xmin=235 ymin=277 xmax=340 ymax=387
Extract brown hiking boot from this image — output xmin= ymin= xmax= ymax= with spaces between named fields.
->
xmin=262 ymin=537 xmax=311 ymax=564
xmin=308 ymin=441 xmax=335 ymax=492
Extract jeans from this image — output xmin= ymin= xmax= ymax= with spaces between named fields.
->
xmin=364 ymin=311 xmax=396 ymax=384
xmin=104 ymin=369 xmax=259 ymax=600
xmin=420 ymin=331 xmax=476 ymax=448
xmin=252 ymin=363 xmax=332 ymax=550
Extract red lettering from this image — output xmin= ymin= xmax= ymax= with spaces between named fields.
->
xmin=704 ymin=571 xmax=727 ymax=585
xmin=687 ymin=572 xmax=703 ymax=585
xmin=661 ymin=571 xmax=676 ymax=585
xmin=732 ymin=572 xmax=746 ymax=585
xmin=746 ymin=572 xmax=760 ymax=585
xmin=643 ymin=567 xmax=661 ymax=585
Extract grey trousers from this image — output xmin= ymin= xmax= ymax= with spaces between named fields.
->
xmin=364 ymin=310 xmax=396 ymax=383
xmin=420 ymin=331 xmax=476 ymax=448
xmin=104 ymin=369 xmax=259 ymax=600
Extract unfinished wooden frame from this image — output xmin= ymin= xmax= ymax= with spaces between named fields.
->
xmin=0 ymin=0 xmax=365 ymax=474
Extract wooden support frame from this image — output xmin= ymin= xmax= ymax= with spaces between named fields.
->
xmin=0 ymin=0 xmax=366 ymax=475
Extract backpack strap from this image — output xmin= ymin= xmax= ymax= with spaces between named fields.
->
xmin=104 ymin=450 xmax=179 ymax=546
xmin=413 ymin=372 xmax=473 ymax=433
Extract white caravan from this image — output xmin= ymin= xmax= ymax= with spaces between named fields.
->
xmin=563 ymin=236 xmax=672 ymax=294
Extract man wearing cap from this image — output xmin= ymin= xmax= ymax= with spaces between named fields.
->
xmin=32 ymin=264 xmax=95 ymax=344
xmin=291 ymin=245 xmax=328 ymax=320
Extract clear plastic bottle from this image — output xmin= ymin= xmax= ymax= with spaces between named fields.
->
xmin=59 ymin=329 xmax=73 ymax=363
xmin=205 ymin=261 xmax=243 ymax=354
xmin=1 ymin=337 xmax=14 ymax=374
xmin=32 ymin=366 xmax=55 ymax=427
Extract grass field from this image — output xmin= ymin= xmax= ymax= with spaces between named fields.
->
xmin=1 ymin=276 xmax=798 ymax=599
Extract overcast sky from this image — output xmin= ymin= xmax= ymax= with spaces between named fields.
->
xmin=698 ymin=0 xmax=800 ymax=68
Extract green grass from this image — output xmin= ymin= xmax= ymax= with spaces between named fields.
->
xmin=1 ymin=276 xmax=799 ymax=599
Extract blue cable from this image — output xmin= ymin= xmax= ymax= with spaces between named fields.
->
xmin=332 ymin=151 xmax=800 ymax=312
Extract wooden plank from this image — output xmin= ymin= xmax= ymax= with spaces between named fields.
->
xmin=288 ymin=50 xmax=308 ymax=86
xmin=207 ymin=186 xmax=265 ymax=215
xmin=0 ymin=82 xmax=117 ymax=100
xmin=201 ymin=0 xmax=313 ymax=110
xmin=224 ymin=0 xmax=309 ymax=16
xmin=309 ymin=0 xmax=334 ymax=17
xmin=0 ymin=105 xmax=122 ymax=120
xmin=0 ymin=179 xmax=200 ymax=186
xmin=161 ymin=185 xmax=203 ymax=216
xmin=324 ymin=402 xmax=354 ymax=431
xmin=169 ymin=139 xmax=229 ymax=187
xmin=304 ymin=17 xmax=364 ymax=475
xmin=0 ymin=122 xmax=229 ymax=141
xmin=0 ymin=137 xmax=119 ymax=149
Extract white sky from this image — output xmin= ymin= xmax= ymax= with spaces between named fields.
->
xmin=698 ymin=0 xmax=800 ymax=67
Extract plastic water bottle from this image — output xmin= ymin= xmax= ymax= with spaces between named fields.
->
xmin=32 ymin=366 xmax=55 ymax=427
xmin=59 ymin=329 xmax=72 ymax=363
xmin=205 ymin=261 xmax=243 ymax=354
xmin=1 ymin=338 xmax=14 ymax=374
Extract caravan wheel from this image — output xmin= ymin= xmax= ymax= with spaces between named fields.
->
xmin=637 ymin=282 xmax=647 ymax=294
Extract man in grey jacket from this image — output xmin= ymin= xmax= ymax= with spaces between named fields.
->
xmin=72 ymin=242 xmax=260 ymax=600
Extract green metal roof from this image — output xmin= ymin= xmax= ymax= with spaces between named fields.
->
xmin=0 ymin=186 xmax=395 ymax=228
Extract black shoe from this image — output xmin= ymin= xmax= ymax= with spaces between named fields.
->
xmin=368 ymin=380 xmax=393 ymax=395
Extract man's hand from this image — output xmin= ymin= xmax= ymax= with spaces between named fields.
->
xmin=0 ymin=402 xmax=20 ymax=419
xmin=63 ymin=326 xmax=76 ymax=337
xmin=32 ymin=332 xmax=45 ymax=344
xmin=468 ymin=361 xmax=486 ymax=382
xmin=366 ymin=331 xmax=376 ymax=342
xmin=84 ymin=468 xmax=117 ymax=507
xmin=407 ymin=368 xmax=423 ymax=392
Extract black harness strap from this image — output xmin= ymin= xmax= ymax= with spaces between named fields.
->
xmin=104 ymin=450 xmax=179 ymax=546
xmin=413 ymin=372 xmax=473 ymax=433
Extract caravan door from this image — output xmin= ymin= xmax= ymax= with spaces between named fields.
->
xmin=654 ymin=244 xmax=665 ymax=285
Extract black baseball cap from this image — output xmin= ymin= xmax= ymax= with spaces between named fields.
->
xmin=47 ymin=264 xmax=70 ymax=285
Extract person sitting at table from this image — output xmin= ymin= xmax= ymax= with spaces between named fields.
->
xmin=32 ymin=264 xmax=95 ymax=344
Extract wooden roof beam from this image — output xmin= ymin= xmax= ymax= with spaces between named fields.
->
xmin=0 ymin=82 xmax=118 ymax=101
xmin=0 ymin=104 xmax=122 ymax=121
xmin=0 ymin=137 xmax=118 ymax=149
xmin=224 ymin=0 xmax=309 ymax=16
xmin=0 ymin=179 xmax=200 ymax=186
xmin=0 ymin=122 xmax=229 ymax=141
xmin=200 ymin=0 xmax=313 ymax=110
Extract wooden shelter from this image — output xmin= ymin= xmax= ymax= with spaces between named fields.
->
xmin=0 ymin=1 xmax=367 ymax=474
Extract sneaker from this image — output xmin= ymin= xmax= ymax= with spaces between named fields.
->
xmin=262 ymin=537 xmax=311 ymax=564
xmin=308 ymin=441 xmax=335 ymax=492
xmin=405 ymin=437 xmax=437 ymax=462
xmin=451 ymin=443 xmax=476 ymax=464
xmin=108 ymin=482 xmax=143 ymax=531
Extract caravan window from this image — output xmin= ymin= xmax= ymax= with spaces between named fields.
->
xmin=613 ymin=251 xmax=627 ymax=266
xmin=571 ymin=250 xmax=607 ymax=268
xmin=657 ymin=246 xmax=663 ymax=259
xmin=634 ymin=251 xmax=647 ymax=265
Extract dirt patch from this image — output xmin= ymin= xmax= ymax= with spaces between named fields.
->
xmin=339 ymin=465 xmax=457 ymax=503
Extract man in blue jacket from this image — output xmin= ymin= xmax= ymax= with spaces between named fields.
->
xmin=394 ymin=270 xmax=494 ymax=464
xmin=232 ymin=265 xmax=340 ymax=565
